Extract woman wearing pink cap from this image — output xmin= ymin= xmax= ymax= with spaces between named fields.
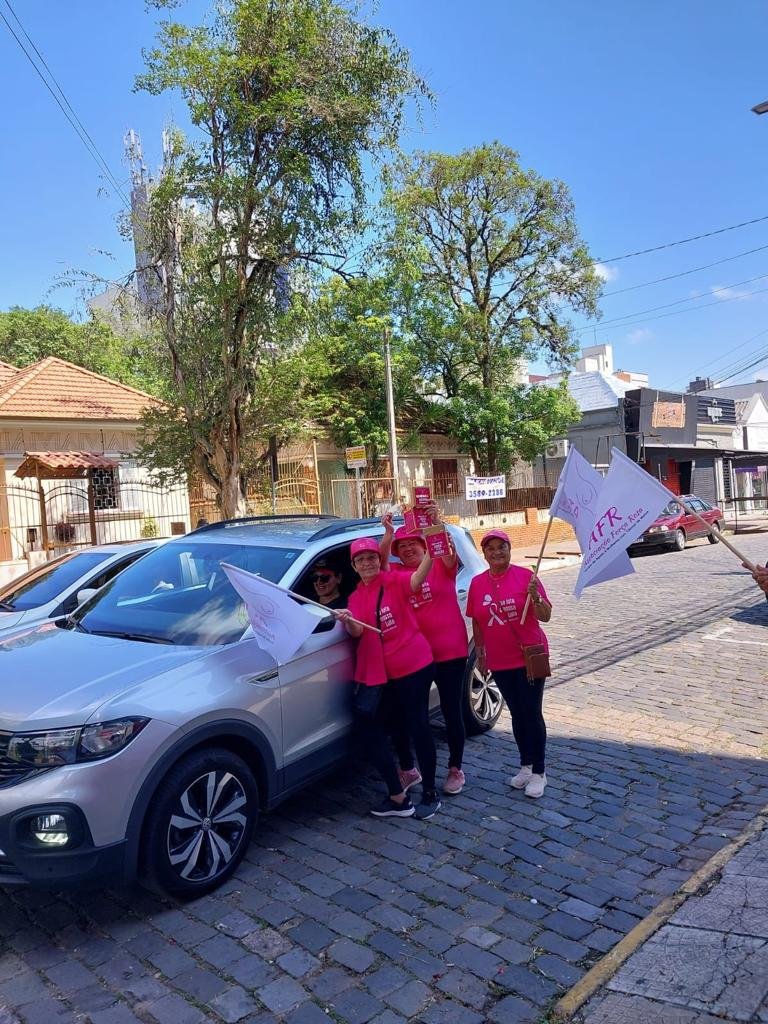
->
xmin=466 ymin=529 xmax=552 ymax=799
xmin=334 ymin=537 xmax=441 ymax=820
xmin=380 ymin=509 xmax=469 ymax=796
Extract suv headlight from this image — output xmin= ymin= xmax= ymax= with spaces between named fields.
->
xmin=7 ymin=718 xmax=149 ymax=767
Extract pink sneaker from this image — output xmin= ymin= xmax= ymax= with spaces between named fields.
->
xmin=398 ymin=767 xmax=422 ymax=793
xmin=443 ymin=767 xmax=465 ymax=795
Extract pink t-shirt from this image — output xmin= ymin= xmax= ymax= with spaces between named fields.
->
xmin=466 ymin=566 xmax=550 ymax=672
xmin=390 ymin=560 xmax=468 ymax=663
xmin=348 ymin=570 xmax=433 ymax=683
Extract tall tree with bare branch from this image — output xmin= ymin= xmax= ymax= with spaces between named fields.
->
xmin=136 ymin=0 xmax=425 ymax=515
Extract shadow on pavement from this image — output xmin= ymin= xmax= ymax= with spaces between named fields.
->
xmin=2 ymin=726 xmax=768 ymax=1024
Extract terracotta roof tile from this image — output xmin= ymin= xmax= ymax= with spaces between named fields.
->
xmin=0 ymin=356 xmax=160 ymax=421
xmin=15 ymin=451 xmax=119 ymax=480
xmin=0 ymin=361 xmax=17 ymax=386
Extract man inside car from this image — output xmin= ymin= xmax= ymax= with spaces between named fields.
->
xmin=310 ymin=558 xmax=345 ymax=609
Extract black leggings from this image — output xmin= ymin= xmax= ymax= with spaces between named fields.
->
xmin=394 ymin=657 xmax=466 ymax=773
xmin=354 ymin=663 xmax=438 ymax=796
xmin=493 ymin=668 xmax=547 ymax=775
xmin=353 ymin=684 xmax=402 ymax=797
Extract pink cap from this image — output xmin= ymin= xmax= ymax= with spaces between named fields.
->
xmin=350 ymin=537 xmax=381 ymax=560
xmin=391 ymin=524 xmax=426 ymax=554
xmin=480 ymin=528 xmax=510 ymax=548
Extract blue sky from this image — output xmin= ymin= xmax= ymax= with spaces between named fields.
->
xmin=1 ymin=0 xmax=767 ymax=391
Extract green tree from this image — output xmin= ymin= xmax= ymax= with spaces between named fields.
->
xmin=135 ymin=0 xmax=425 ymax=517
xmin=0 ymin=305 xmax=159 ymax=393
xmin=305 ymin=276 xmax=428 ymax=465
xmin=385 ymin=142 xmax=599 ymax=473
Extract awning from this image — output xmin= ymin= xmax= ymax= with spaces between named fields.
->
xmin=642 ymin=444 xmax=768 ymax=467
xmin=14 ymin=451 xmax=119 ymax=480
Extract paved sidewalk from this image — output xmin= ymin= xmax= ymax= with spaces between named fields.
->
xmin=581 ymin=822 xmax=768 ymax=1023
xmin=0 ymin=534 xmax=767 ymax=1024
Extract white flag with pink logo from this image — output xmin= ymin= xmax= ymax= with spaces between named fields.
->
xmin=574 ymin=448 xmax=674 ymax=597
xmin=549 ymin=447 xmax=634 ymax=589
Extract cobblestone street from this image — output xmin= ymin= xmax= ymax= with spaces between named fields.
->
xmin=1 ymin=535 xmax=767 ymax=1024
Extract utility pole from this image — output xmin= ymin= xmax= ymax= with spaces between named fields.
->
xmin=384 ymin=328 xmax=399 ymax=499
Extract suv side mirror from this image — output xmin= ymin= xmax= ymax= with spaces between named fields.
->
xmin=76 ymin=588 xmax=98 ymax=607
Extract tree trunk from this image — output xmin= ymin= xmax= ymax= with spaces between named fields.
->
xmin=220 ymin=469 xmax=248 ymax=519
xmin=208 ymin=439 xmax=249 ymax=519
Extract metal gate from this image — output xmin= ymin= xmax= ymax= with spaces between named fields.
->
xmin=0 ymin=479 xmax=191 ymax=562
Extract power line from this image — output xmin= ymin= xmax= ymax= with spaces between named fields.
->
xmin=602 ymin=243 xmax=768 ymax=297
xmin=598 ymin=214 xmax=768 ymax=264
xmin=670 ymin=326 xmax=768 ymax=388
xmin=0 ymin=1 xmax=130 ymax=207
xmin=716 ymin=346 xmax=768 ymax=384
xmin=579 ymin=285 xmax=768 ymax=336
xmin=576 ymin=274 xmax=768 ymax=335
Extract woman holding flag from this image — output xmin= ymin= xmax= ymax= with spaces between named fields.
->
xmin=467 ymin=529 xmax=552 ymax=799
xmin=335 ymin=537 xmax=442 ymax=821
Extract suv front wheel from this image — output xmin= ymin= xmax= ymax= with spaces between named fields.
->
xmin=141 ymin=748 xmax=259 ymax=898
xmin=463 ymin=650 xmax=504 ymax=735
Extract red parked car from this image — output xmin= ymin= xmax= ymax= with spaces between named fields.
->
xmin=629 ymin=494 xmax=724 ymax=554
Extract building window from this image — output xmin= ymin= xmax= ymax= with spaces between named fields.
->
xmin=432 ymin=458 xmax=459 ymax=498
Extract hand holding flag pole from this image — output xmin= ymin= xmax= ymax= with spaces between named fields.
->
xmin=520 ymin=514 xmax=554 ymax=624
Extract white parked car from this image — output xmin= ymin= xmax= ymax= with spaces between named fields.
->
xmin=0 ymin=541 xmax=161 ymax=638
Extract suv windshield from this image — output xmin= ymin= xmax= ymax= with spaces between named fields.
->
xmin=0 ymin=551 xmax=108 ymax=611
xmin=74 ymin=541 xmax=302 ymax=646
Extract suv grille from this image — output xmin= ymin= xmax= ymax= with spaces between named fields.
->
xmin=0 ymin=732 xmax=42 ymax=788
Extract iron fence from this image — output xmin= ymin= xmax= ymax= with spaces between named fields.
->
xmin=0 ymin=480 xmax=191 ymax=562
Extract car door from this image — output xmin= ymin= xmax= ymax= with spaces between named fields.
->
xmin=696 ymin=498 xmax=719 ymax=528
xmin=686 ymin=498 xmax=708 ymax=537
xmin=276 ymin=544 xmax=356 ymax=788
xmin=679 ymin=499 xmax=701 ymax=538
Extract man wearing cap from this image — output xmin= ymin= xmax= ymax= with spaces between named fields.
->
xmin=334 ymin=537 xmax=441 ymax=820
xmin=309 ymin=558 xmax=345 ymax=609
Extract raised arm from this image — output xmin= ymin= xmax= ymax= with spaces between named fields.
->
xmin=378 ymin=512 xmax=395 ymax=564
xmin=409 ymin=551 xmax=433 ymax=592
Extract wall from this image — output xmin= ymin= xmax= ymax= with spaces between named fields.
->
xmin=565 ymin=405 xmax=626 ymax=468
xmin=0 ymin=419 xmax=190 ymax=562
xmin=468 ymin=508 xmax=576 ymax=553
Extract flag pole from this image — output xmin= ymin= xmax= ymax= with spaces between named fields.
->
xmin=520 ymin=514 xmax=554 ymax=624
xmin=287 ymin=588 xmax=381 ymax=634
xmin=220 ymin=563 xmax=381 ymax=634
xmin=676 ymin=502 xmax=756 ymax=571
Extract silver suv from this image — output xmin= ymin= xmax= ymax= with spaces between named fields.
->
xmin=0 ymin=516 xmax=501 ymax=897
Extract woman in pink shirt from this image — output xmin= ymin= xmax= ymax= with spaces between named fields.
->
xmin=380 ymin=510 xmax=469 ymax=796
xmin=335 ymin=537 xmax=441 ymax=820
xmin=466 ymin=529 xmax=553 ymax=799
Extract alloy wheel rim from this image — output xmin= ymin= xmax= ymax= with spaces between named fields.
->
xmin=167 ymin=770 xmax=248 ymax=883
xmin=470 ymin=667 xmax=503 ymax=722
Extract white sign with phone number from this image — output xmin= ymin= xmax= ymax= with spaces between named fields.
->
xmin=465 ymin=475 xmax=506 ymax=500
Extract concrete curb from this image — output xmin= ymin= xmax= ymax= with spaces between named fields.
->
xmin=549 ymin=804 xmax=768 ymax=1022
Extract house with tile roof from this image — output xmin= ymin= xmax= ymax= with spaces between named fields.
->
xmin=0 ymin=357 xmax=190 ymax=576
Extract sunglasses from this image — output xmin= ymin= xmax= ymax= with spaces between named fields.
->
xmin=312 ymin=572 xmax=335 ymax=583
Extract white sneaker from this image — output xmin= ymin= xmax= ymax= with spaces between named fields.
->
xmin=509 ymin=765 xmax=533 ymax=790
xmin=525 ymin=772 xmax=547 ymax=799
